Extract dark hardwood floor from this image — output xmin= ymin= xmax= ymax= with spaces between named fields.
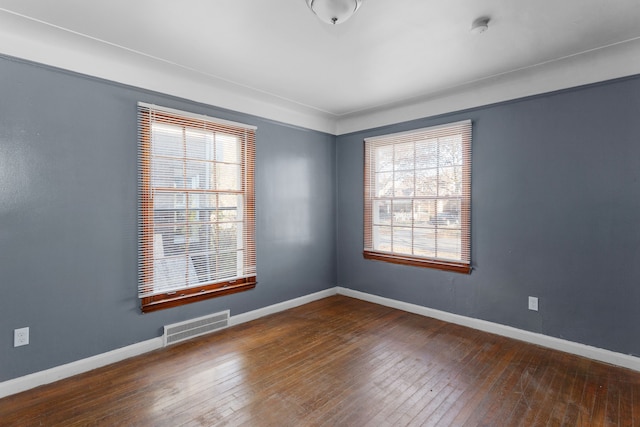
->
xmin=1 ymin=295 xmax=639 ymax=426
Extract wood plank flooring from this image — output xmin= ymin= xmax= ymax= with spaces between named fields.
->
xmin=1 ymin=295 xmax=639 ymax=426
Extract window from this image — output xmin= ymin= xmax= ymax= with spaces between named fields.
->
xmin=363 ymin=120 xmax=471 ymax=273
xmin=138 ymin=103 xmax=256 ymax=313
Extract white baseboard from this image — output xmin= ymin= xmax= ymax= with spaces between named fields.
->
xmin=3 ymin=285 xmax=637 ymax=399
xmin=337 ymin=286 xmax=640 ymax=372
xmin=0 ymin=337 xmax=164 ymax=399
xmin=229 ymin=287 xmax=337 ymax=326
xmin=0 ymin=287 xmax=339 ymax=399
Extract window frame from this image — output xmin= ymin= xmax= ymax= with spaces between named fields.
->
xmin=363 ymin=120 xmax=472 ymax=274
xmin=138 ymin=103 xmax=257 ymax=313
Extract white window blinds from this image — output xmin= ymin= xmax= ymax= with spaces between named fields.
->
xmin=364 ymin=120 xmax=472 ymax=273
xmin=137 ymin=103 xmax=257 ymax=312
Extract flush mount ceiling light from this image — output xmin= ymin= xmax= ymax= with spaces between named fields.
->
xmin=306 ymin=0 xmax=363 ymax=25
xmin=470 ymin=17 xmax=490 ymax=34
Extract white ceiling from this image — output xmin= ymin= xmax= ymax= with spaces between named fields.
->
xmin=1 ymin=0 xmax=640 ymax=134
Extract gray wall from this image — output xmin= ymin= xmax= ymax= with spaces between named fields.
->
xmin=337 ymin=75 xmax=640 ymax=357
xmin=0 ymin=56 xmax=336 ymax=382
xmin=2 ymin=52 xmax=640 ymax=384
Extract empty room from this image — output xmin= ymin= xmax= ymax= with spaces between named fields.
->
xmin=1 ymin=0 xmax=640 ymax=425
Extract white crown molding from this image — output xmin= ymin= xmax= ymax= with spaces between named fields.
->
xmin=0 ymin=10 xmax=337 ymax=135
xmin=337 ymin=37 xmax=640 ymax=134
xmin=2 ymin=10 xmax=640 ymax=136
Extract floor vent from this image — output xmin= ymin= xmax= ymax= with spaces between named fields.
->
xmin=163 ymin=310 xmax=230 ymax=346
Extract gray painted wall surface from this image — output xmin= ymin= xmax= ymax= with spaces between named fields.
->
xmin=0 ymin=56 xmax=336 ymax=382
xmin=2 ymin=52 xmax=640 ymax=384
xmin=337 ymin=76 xmax=640 ymax=357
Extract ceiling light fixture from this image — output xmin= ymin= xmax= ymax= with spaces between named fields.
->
xmin=306 ymin=0 xmax=363 ymax=25
xmin=470 ymin=17 xmax=490 ymax=34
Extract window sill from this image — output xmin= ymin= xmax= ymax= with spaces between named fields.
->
xmin=363 ymin=251 xmax=471 ymax=274
xmin=141 ymin=277 xmax=257 ymax=313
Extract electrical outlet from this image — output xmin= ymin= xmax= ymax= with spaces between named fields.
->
xmin=14 ymin=327 xmax=29 ymax=347
xmin=528 ymin=296 xmax=539 ymax=311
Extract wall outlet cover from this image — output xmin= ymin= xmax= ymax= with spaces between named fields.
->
xmin=528 ymin=296 xmax=539 ymax=311
xmin=14 ymin=327 xmax=29 ymax=347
